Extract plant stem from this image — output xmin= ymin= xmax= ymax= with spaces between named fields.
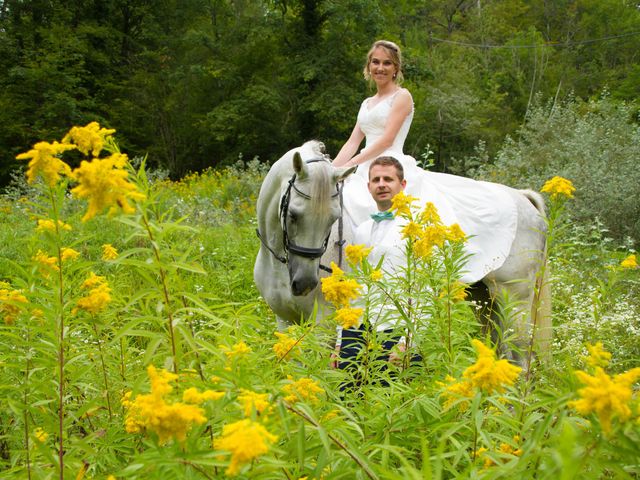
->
xmin=92 ymin=323 xmax=113 ymax=419
xmin=141 ymin=213 xmax=179 ymax=372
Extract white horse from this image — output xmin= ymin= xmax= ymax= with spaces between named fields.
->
xmin=254 ymin=141 xmax=551 ymax=366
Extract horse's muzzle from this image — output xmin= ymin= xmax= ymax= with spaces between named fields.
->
xmin=290 ymin=276 xmax=318 ymax=296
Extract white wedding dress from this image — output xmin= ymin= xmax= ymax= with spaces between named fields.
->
xmin=342 ymin=90 xmax=518 ymax=283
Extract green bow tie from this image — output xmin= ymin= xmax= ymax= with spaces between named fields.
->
xmin=370 ymin=210 xmax=394 ymax=222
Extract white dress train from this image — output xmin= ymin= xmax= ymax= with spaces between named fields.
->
xmin=342 ymin=90 xmax=518 ymax=284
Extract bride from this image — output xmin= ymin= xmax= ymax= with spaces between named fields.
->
xmin=332 ymin=40 xmax=518 ymax=284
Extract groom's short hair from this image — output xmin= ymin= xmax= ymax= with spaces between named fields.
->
xmin=370 ymin=156 xmax=404 ymax=182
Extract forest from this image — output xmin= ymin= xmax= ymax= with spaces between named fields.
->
xmin=2 ymin=0 xmax=640 ymax=181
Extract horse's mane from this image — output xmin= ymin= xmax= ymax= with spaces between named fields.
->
xmin=308 ymin=161 xmax=333 ymax=218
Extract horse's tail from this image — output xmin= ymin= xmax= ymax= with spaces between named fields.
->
xmin=521 ymin=189 xmax=553 ymax=364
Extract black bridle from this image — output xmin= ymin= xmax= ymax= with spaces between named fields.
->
xmin=256 ymin=158 xmax=344 ymax=273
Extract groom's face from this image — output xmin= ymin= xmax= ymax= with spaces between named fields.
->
xmin=368 ymin=164 xmax=406 ymax=210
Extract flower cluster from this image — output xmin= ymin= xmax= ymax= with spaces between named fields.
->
xmin=214 ymin=419 xmax=278 ymax=476
xmin=122 ymin=365 xmax=222 ymax=443
xmin=345 ymin=244 xmax=372 ymax=266
xmin=101 ymin=244 xmax=119 ymax=260
xmin=237 ymin=389 xmax=271 ymax=417
xmin=569 ymin=342 xmax=640 ymax=434
xmin=273 ymin=330 xmax=300 ymax=360
xmin=16 ymin=122 xmax=145 ymax=221
xmin=36 ymin=219 xmax=72 ymax=233
xmin=541 ymin=176 xmax=576 ymax=199
xmin=439 ymin=340 xmax=521 ymax=410
xmin=75 ymin=272 xmax=111 ymax=315
xmin=321 ymin=262 xmax=363 ymax=329
xmin=620 ymin=254 xmax=638 ymax=269
xmin=282 ymin=376 xmax=324 ymax=405
xmin=0 ymin=285 xmax=28 ymax=325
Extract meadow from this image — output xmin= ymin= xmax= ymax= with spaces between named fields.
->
xmin=0 ymin=124 xmax=639 ymax=479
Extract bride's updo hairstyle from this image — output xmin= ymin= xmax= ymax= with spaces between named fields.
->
xmin=363 ymin=39 xmax=404 ymax=84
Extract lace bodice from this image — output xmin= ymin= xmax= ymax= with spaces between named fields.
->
xmin=357 ymin=90 xmax=413 ymax=156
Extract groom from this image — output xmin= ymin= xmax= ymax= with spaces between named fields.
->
xmin=336 ymin=156 xmax=416 ymax=383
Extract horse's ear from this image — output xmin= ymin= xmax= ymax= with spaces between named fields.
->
xmin=333 ymin=165 xmax=357 ymax=183
xmin=292 ymin=152 xmax=308 ymax=178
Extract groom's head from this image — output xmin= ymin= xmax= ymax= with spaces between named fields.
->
xmin=368 ymin=156 xmax=406 ymax=211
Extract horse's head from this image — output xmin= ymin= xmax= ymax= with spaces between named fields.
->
xmin=284 ymin=152 xmax=356 ymax=296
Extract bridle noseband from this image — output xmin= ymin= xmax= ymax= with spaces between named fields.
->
xmin=257 ymin=158 xmax=344 ymax=273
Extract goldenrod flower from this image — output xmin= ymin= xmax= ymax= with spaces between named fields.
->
xmin=413 ymin=237 xmax=435 ymax=259
xmin=16 ymin=141 xmax=75 ymax=186
xmin=182 ymin=387 xmax=225 ymax=404
xmin=102 ymin=244 xmax=119 ymax=260
xmin=320 ymin=262 xmax=362 ymax=307
xmin=60 ymin=247 xmax=80 ymax=262
xmin=33 ymin=427 xmax=48 ymax=443
xmin=437 ymin=375 xmax=474 ymax=411
xmin=238 ymin=389 xmax=271 ymax=417
xmin=370 ymin=269 xmax=383 ymax=282
xmin=282 ymin=376 xmax=324 ymax=404
xmin=585 ymin=342 xmax=612 ymax=369
xmin=463 ymin=340 xmax=521 ymax=394
xmin=390 ymin=190 xmax=418 ymax=217
xmin=220 ymin=341 xmax=252 ymax=358
xmin=446 ymin=223 xmax=467 ymax=243
xmin=422 ymin=224 xmax=447 ymax=249
xmin=541 ymin=176 xmax=575 ymax=199
xmin=75 ymin=272 xmax=111 ymax=315
xmin=335 ymin=307 xmax=363 ymax=329
xmin=0 ymin=288 xmax=28 ymax=325
xmin=620 ymin=254 xmax=638 ymax=269
xmin=122 ymin=365 xmax=208 ymax=443
xmin=62 ymin=122 xmax=115 ymax=156
xmin=345 ymin=244 xmax=372 ymax=265
xmin=401 ymin=221 xmax=422 ymax=241
xmin=273 ymin=331 xmax=299 ymax=360
xmin=36 ymin=219 xmax=72 ymax=232
xmin=569 ymin=366 xmax=640 ymax=434
xmin=440 ymin=281 xmax=468 ymax=302
xmin=214 ymin=419 xmax=278 ymax=476
xmin=418 ymin=202 xmax=441 ymax=225
xmin=33 ymin=250 xmax=59 ymax=273
xmin=70 ymin=153 xmax=145 ymax=221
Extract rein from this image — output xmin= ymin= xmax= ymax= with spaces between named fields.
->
xmin=256 ymin=158 xmax=344 ymax=274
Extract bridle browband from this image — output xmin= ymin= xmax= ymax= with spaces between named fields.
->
xmin=256 ymin=157 xmax=344 ymax=273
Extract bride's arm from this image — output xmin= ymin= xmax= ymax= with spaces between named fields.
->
xmin=344 ymin=89 xmax=413 ymax=167
xmin=332 ymin=123 xmax=365 ymax=166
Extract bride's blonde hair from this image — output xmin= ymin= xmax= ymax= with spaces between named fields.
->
xmin=363 ymin=40 xmax=404 ymax=84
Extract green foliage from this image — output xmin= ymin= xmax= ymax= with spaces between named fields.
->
xmin=472 ymin=93 xmax=640 ymax=244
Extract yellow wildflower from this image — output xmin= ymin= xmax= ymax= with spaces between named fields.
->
xmin=220 ymin=341 xmax=252 ymax=358
xmin=36 ymin=219 xmax=72 ymax=232
xmin=418 ymin=202 xmax=441 ymax=225
xmin=389 ymin=190 xmax=418 ymax=217
xmin=413 ymin=237 xmax=435 ymax=259
xmin=182 ymin=387 xmax=225 ymax=404
xmin=463 ymin=340 xmax=521 ymax=394
xmin=16 ymin=141 xmax=75 ymax=186
xmin=320 ymin=262 xmax=362 ymax=307
xmin=282 ymin=376 xmax=324 ymax=404
xmin=214 ymin=419 xmax=278 ymax=476
xmin=345 ymin=244 xmax=372 ymax=265
xmin=102 ymin=244 xmax=119 ymax=260
xmin=370 ymin=269 xmax=383 ymax=282
xmin=70 ymin=152 xmax=145 ymax=221
xmin=0 ymin=288 xmax=28 ymax=325
xmin=273 ymin=331 xmax=299 ymax=360
xmin=446 ymin=223 xmax=467 ymax=243
xmin=335 ymin=306 xmax=363 ymax=330
xmin=438 ymin=375 xmax=474 ymax=411
xmin=585 ymin=342 xmax=612 ymax=369
xmin=569 ymin=366 xmax=640 ymax=434
xmin=422 ymin=224 xmax=447 ymax=249
xmin=541 ymin=176 xmax=575 ymax=199
xmin=122 ymin=365 xmax=208 ymax=443
xmin=401 ymin=221 xmax=422 ymax=241
xmin=34 ymin=427 xmax=48 ymax=443
xmin=440 ymin=281 xmax=468 ymax=302
xmin=62 ymin=121 xmax=115 ymax=156
xmin=238 ymin=389 xmax=271 ymax=416
xmin=33 ymin=250 xmax=59 ymax=272
xmin=75 ymin=273 xmax=111 ymax=315
xmin=620 ymin=254 xmax=638 ymax=269
xmin=61 ymin=247 xmax=80 ymax=262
